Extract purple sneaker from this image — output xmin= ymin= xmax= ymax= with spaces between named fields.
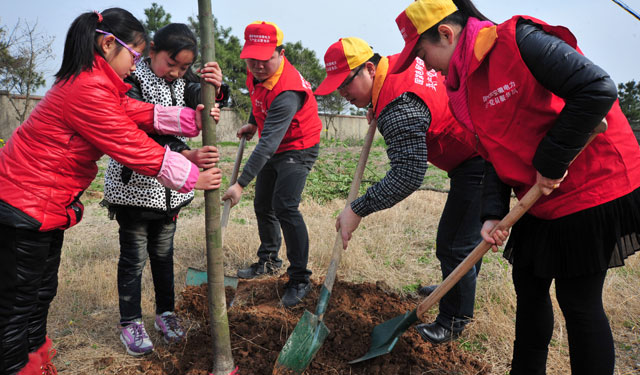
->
xmin=154 ymin=311 xmax=185 ymax=344
xmin=120 ymin=320 xmax=154 ymax=356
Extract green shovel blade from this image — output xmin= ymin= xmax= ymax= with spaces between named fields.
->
xmin=273 ymin=310 xmax=330 ymax=375
xmin=349 ymin=309 xmax=418 ymax=364
xmin=185 ymin=267 xmax=239 ymax=289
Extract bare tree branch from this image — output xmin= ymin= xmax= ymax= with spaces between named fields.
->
xmin=0 ymin=18 xmax=54 ymax=122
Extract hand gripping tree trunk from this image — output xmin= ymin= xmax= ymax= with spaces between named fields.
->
xmin=197 ymin=0 xmax=236 ymax=374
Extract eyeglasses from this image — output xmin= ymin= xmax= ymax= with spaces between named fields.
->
xmin=338 ymin=64 xmax=365 ymax=91
xmin=96 ymin=29 xmax=142 ymax=64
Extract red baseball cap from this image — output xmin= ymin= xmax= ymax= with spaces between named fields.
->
xmin=240 ymin=21 xmax=284 ymax=60
xmin=391 ymin=0 xmax=458 ymax=74
xmin=314 ymin=37 xmax=374 ymax=96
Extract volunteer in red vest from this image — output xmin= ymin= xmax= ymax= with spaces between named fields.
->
xmin=315 ymin=37 xmax=484 ymax=343
xmin=222 ymin=21 xmax=322 ymax=308
xmin=393 ymin=0 xmax=640 ymax=373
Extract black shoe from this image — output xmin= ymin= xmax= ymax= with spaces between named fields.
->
xmin=237 ymin=261 xmax=281 ymax=279
xmin=281 ymin=280 xmax=312 ymax=307
xmin=418 ymin=284 xmax=438 ymax=296
xmin=415 ymin=322 xmax=460 ymax=345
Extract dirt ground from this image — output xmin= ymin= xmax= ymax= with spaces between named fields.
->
xmin=108 ymin=275 xmax=490 ymax=375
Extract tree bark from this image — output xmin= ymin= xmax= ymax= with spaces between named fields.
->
xmin=196 ymin=0 xmax=235 ymax=373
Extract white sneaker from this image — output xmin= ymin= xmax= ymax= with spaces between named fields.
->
xmin=120 ymin=320 xmax=154 ymax=356
xmin=154 ymin=311 xmax=185 ymax=344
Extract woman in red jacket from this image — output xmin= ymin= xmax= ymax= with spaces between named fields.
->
xmin=392 ymin=0 xmax=640 ymax=374
xmin=0 ymin=8 xmax=222 ymax=374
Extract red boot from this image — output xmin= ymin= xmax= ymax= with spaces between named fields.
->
xmin=36 ymin=336 xmax=57 ymax=375
xmin=16 ymin=352 xmax=42 ymax=375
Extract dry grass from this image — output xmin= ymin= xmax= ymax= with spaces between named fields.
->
xmin=48 ymin=143 xmax=640 ymax=374
xmin=50 ymin=192 xmax=640 ymax=374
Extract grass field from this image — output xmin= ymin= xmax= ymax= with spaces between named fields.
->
xmin=51 ymin=138 xmax=640 ymax=374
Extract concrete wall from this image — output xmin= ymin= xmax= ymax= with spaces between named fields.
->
xmin=0 ymin=92 xmax=376 ymax=143
xmin=210 ymin=109 xmax=376 ymax=142
xmin=3 ymin=92 xmax=640 ymax=145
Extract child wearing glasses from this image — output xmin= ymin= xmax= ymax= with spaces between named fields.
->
xmin=101 ymin=23 xmax=228 ymax=356
xmin=0 ymin=9 xmax=222 ymax=374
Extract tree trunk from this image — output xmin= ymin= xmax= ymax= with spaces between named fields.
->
xmin=196 ymin=0 xmax=235 ymax=373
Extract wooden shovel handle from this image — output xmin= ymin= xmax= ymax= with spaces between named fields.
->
xmin=416 ymin=119 xmax=608 ymax=320
xmin=316 ymin=121 xmax=377 ymax=318
xmin=221 ymin=136 xmax=246 ymax=229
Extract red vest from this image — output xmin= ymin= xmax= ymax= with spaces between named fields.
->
xmin=247 ymin=57 xmax=322 ymax=153
xmin=466 ymin=16 xmax=640 ymax=219
xmin=374 ymin=55 xmax=477 ymax=172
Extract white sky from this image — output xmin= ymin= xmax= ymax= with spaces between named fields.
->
xmin=3 ymin=0 xmax=640 ymax=95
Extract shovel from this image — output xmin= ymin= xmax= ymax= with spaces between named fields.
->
xmin=349 ymin=120 xmax=608 ymax=364
xmin=186 ymin=135 xmax=247 ymax=290
xmin=273 ymin=121 xmax=378 ymax=375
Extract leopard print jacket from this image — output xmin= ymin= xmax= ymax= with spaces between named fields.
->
xmin=102 ymin=59 xmax=196 ymax=217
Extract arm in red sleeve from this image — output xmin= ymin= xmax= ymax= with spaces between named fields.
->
xmin=64 ymin=78 xmax=166 ymax=177
xmin=120 ymin=91 xmax=201 ymax=137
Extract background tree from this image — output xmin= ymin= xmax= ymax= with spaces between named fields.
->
xmin=188 ymin=16 xmax=250 ymax=120
xmin=142 ymin=3 xmax=171 ymax=37
xmin=282 ymin=40 xmax=350 ymax=119
xmin=617 ymin=80 xmax=640 ymax=143
xmin=0 ymin=19 xmax=54 ymax=123
xmin=0 ymin=24 xmax=10 ymax=67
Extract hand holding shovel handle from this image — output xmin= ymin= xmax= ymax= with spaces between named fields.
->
xmin=273 ymin=122 xmax=379 ymax=375
xmin=416 ymin=119 xmax=608 ymax=321
xmin=220 ymin=135 xmax=246 ymax=230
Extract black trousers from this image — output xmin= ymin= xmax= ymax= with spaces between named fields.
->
xmin=253 ymin=145 xmax=318 ymax=282
xmin=0 ymin=223 xmax=62 ymax=374
xmin=510 ymin=268 xmax=614 ymax=375
xmin=435 ymin=156 xmax=484 ymax=332
xmin=115 ymin=210 xmax=177 ymax=323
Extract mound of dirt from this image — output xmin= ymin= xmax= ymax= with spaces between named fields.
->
xmin=113 ymin=276 xmax=491 ymax=375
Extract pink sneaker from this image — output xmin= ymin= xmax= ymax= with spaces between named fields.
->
xmin=120 ymin=320 xmax=154 ymax=356
xmin=154 ymin=311 xmax=185 ymax=344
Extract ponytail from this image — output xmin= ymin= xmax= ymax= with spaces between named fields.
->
xmin=420 ymin=0 xmax=493 ymax=42
xmin=453 ymin=0 xmax=492 ymax=22
xmin=367 ymin=53 xmax=383 ymax=66
xmin=55 ymin=8 xmax=148 ymax=84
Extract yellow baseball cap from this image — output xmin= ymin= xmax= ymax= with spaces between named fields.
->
xmin=315 ymin=37 xmax=374 ymax=95
xmin=391 ymin=0 xmax=458 ymax=74
xmin=240 ymin=21 xmax=284 ymax=60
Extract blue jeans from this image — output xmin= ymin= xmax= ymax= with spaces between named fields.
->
xmin=254 ymin=145 xmax=318 ymax=282
xmin=0 ymin=224 xmax=62 ymax=374
xmin=116 ymin=210 xmax=177 ymax=323
xmin=434 ymin=156 xmax=484 ymax=332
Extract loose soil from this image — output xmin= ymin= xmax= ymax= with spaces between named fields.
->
xmin=112 ymin=276 xmax=490 ymax=375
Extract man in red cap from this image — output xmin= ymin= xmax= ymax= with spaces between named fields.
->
xmin=315 ymin=37 xmax=485 ymax=343
xmin=222 ymin=21 xmax=322 ymax=308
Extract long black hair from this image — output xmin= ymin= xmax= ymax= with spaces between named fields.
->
xmin=55 ymin=8 xmax=147 ymax=84
xmin=151 ymin=23 xmax=199 ymax=82
xmin=421 ymin=0 xmax=493 ymax=43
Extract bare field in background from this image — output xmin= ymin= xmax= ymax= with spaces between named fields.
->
xmin=49 ymin=142 xmax=639 ymax=374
